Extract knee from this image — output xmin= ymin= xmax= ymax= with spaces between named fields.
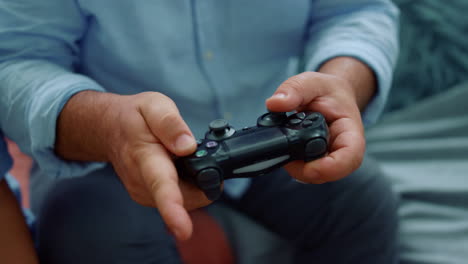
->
xmin=339 ymin=167 xmax=399 ymax=263
xmin=298 ymin=157 xmax=399 ymax=262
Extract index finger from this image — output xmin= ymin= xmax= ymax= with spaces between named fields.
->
xmin=299 ymin=117 xmax=365 ymax=182
xmin=136 ymin=143 xmax=193 ymax=241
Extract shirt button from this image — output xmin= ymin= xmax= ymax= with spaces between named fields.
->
xmin=204 ymin=51 xmax=214 ymax=60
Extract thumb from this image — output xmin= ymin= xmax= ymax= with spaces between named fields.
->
xmin=139 ymin=93 xmax=197 ymax=156
xmin=266 ymin=72 xmax=327 ymax=112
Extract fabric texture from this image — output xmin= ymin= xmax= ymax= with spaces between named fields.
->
xmin=385 ymin=0 xmax=468 ymax=113
xmin=0 ymin=133 xmax=12 ymax=177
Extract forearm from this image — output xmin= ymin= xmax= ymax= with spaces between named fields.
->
xmin=305 ymin=0 xmax=399 ymax=123
xmin=55 ymin=90 xmax=120 ymax=162
xmin=0 ymin=180 xmax=38 ymax=264
xmin=318 ymin=56 xmax=377 ymax=111
xmin=0 ymin=60 xmax=105 ymax=160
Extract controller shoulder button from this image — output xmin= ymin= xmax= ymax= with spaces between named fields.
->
xmin=205 ymin=141 xmax=218 ymax=149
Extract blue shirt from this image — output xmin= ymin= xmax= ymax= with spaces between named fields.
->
xmin=0 ymin=132 xmax=12 ymax=179
xmin=0 ymin=0 xmax=399 ymax=209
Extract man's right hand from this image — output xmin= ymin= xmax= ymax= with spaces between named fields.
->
xmin=56 ymin=91 xmax=212 ymax=241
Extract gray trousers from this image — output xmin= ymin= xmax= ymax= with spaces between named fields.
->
xmin=36 ymin=156 xmax=398 ymax=264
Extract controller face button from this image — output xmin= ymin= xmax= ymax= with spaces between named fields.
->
xmin=305 ymin=138 xmax=327 ymax=158
xmin=302 ymin=119 xmax=314 ymax=127
xmin=292 ymin=112 xmax=306 ymax=119
xmin=288 ymin=118 xmax=302 ymax=126
xmin=205 ymin=141 xmax=218 ymax=149
xmin=195 ymin=149 xmax=208 ymax=158
xmin=305 ymin=113 xmax=320 ymax=122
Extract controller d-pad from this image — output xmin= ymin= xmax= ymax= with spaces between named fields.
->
xmin=305 ymin=113 xmax=320 ymax=122
xmin=305 ymin=138 xmax=327 ymax=160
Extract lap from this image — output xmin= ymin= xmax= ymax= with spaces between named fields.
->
xmin=36 ymin=156 xmax=398 ymax=264
xmin=231 ymin=155 xmax=399 ymax=264
xmin=36 ymin=165 xmax=181 ymax=264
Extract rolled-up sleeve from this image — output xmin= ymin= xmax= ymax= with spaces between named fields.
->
xmin=305 ymin=0 xmax=399 ymax=124
xmin=0 ymin=1 xmax=106 ymax=179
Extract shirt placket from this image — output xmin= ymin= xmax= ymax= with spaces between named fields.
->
xmin=192 ymin=0 xmax=234 ymax=121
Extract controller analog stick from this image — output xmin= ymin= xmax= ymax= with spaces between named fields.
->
xmin=257 ymin=112 xmax=287 ymax=127
xmin=209 ymin=119 xmax=229 ymax=134
xmin=207 ymin=119 xmax=235 ymax=140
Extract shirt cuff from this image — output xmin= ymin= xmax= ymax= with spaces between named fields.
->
xmin=35 ymin=85 xmax=108 ymax=179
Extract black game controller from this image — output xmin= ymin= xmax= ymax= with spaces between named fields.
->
xmin=176 ymin=111 xmax=329 ymax=200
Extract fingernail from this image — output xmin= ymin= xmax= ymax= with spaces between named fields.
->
xmin=271 ymin=92 xmax=287 ymax=99
xmin=175 ymin=134 xmax=195 ymax=152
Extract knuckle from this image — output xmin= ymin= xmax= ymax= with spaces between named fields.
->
xmin=128 ymin=189 xmax=153 ymax=207
xmin=282 ymin=75 xmax=306 ymax=94
xmin=158 ymin=111 xmax=181 ymax=129
xmin=350 ymin=152 xmax=364 ymax=172
xmin=148 ymin=177 xmax=166 ymax=198
xmin=140 ymin=92 xmax=176 ymax=109
xmin=128 ymin=146 xmax=147 ymax=165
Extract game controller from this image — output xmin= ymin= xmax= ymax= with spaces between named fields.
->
xmin=176 ymin=111 xmax=329 ymax=200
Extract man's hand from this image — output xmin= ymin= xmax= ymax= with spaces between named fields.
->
xmin=56 ymin=91 xmax=211 ymax=240
xmin=266 ymin=57 xmax=376 ymax=183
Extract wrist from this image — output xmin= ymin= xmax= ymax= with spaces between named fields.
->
xmin=55 ymin=90 xmax=122 ymax=162
xmin=318 ymin=56 xmax=377 ymax=111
